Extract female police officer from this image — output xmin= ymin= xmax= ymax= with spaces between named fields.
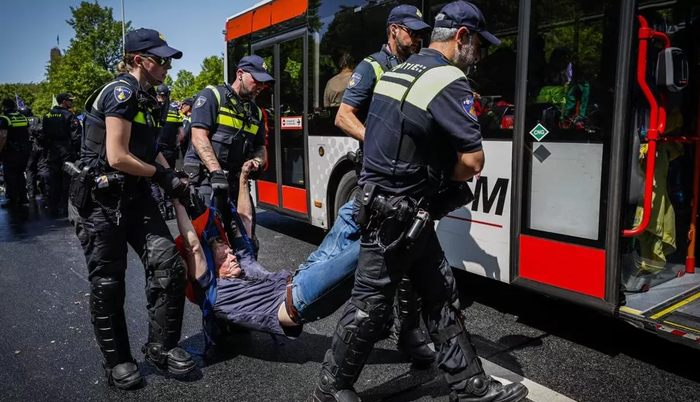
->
xmin=68 ymin=29 xmax=195 ymax=389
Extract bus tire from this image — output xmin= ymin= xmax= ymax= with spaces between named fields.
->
xmin=334 ymin=170 xmax=359 ymax=221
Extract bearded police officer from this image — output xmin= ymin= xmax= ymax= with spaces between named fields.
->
xmin=335 ymin=4 xmax=435 ymax=366
xmin=0 ymin=98 xmax=31 ymax=209
xmin=313 ymin=3 xmax=528 ymax=402
xmin=68 ymin=28 xmax=195 ymax=390
xmin=43 ymin=93 xmax=80 ymax=216
xmin=183 ymin=55 xmax=271 ymax=250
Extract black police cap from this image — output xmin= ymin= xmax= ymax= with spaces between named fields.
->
xmin=126 ymin=28 xmax=183 ymax=59
xmin=434 ymin=1 xmax=500 ymax=46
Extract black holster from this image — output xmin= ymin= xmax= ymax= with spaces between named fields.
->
xmin=65 ymin=160 xmax=93 ymax=209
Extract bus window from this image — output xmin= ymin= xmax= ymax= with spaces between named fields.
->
xmin=280 ymin=36 xmax=306 ymax=188
xmin=226 ymin=36 xmax=250 ymax=84
xmin=522 ymin=0 xmax=620 ymax=243
xmin=254 ymin=45 xmax=278 ymax=186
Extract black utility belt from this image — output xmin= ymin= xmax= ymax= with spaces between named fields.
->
xmin=356 ymin=183 xmax=430 ymax=243
xmin=64 ymin=161 xmax=126 ymax=209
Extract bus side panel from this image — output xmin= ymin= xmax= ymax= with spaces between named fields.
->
xmin=436 ymin=140 xmax=512 ymax=283
xmin=308 ymin=136 xmax=359 ymax=229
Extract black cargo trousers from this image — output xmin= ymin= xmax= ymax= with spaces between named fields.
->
xmin=319 ymin=195 xmax=484 ymax=394
xmin=68 ymin=182 xmax=187 ymax=369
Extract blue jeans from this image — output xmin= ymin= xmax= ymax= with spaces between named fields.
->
xmin=291 ymin=201 xmax=360 ymax=323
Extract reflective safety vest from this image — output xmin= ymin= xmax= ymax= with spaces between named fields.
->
xmin=204 ymin=84 xmax=262 ymax=172
xmin=1 ymin=112 xmax=30 ymax=150
xmin=82 ymin=76 xmax=160 ymax=172
xmin=360 ymin=49 xmax=468 ymax=197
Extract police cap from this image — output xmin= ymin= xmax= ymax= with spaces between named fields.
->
xmin=386 ymin=4 xmax=431 ymax=32
xmin=1 ymin=98 xmax=16 ymax=111
xmin=156 ymin=85 xmax=170 ymax=95
xmin=57 ymin=93 xmax=75 ymax=103
xmin=181 ymin=97 xmax=194 ymax=106
xmin=126 ymin=28 xmax=183 ymax=59
xmin=434 ymin=1 xmax=501 ymax=46
xmin=237 ymin=55 xmax=274 ymax=83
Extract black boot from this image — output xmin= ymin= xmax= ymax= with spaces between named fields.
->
xmin=449 ymin=375 xmax=528 ymax=402
xmin=90 ymin=277 xmax=143 ymax=390
xmin=142 ymin=342 xmax=196 ymax=375
xmin=312 ymin=363 xmax=361 ymax=402
xmin=393 ymin=277 xmax=435 ymax=366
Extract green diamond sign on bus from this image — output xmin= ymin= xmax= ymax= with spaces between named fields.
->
xmin=529 ymin=123 xmax=549 ymax=141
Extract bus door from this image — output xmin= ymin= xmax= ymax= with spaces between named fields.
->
xmin=252 ymin=28 xmax=310 ymax=220
xmin=509 ymin=0 xmax=624 ymax=313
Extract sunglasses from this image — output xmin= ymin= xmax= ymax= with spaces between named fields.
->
xmin=141 ymin=53 xmax=172 ymax=67
xmin=397 ymin=25 xmax=421 ymax=39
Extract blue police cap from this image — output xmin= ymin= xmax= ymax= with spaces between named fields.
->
xmin=434 ymin=1 xmax=500 ymax=46
xmin=386 ymin=4 xmax=431 ymax=32
xmin=156 ymin=85 xmax=170 ymax=95
xmin=237 ymin=55 xmax=274 ymax=83
xmin=125 ymin=28 xmax=183 ymax=59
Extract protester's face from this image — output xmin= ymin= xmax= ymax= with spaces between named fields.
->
xmin=211 ymin=239 xmax=242 ymax=278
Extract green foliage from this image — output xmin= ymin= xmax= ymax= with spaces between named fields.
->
xmin=193 ymin=56 xmax=224 ymax=92
xmin=67 ymin=1 xmax=130 ymax=72
xmin=171 ymin=70 xmax=197 ymax=100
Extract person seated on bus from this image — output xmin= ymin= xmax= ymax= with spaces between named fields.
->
xmin=175 ymin=160 xmax=473 ymax=341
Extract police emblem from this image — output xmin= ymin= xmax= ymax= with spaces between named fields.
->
xmin=461 ymin=95 xmax=477 ymax=121
xmin=416 ymin=10 xmax=422 ymax=17
xmin=195 ymin=96 xmax=207 ymax=108
xmin=347 ymin=72 xmax=362 ymax=89
xmin=262 ymin=61 xmax=268 ymax=70
xmin=114 ymin=86 xmax=132 ymax=103
xmin=158 ymin=33 xmax=165 ymax=41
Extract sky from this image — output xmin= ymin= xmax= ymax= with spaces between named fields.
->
xmin=0 ymin=0 xmax=263 ymax=84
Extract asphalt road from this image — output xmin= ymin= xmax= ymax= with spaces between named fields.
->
xmin=1 ymin=201 xmax=700 ymax=402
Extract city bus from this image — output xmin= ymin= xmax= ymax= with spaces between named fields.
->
xmin=222 ymin=0 xmax=700 ymax=349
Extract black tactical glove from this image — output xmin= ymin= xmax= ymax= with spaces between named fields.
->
xmin=210 ymin=170 xmax=229 ymax=195
xmin=152 ymin=163 xmax=188 ymax=198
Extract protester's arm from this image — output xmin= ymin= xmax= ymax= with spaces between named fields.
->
xmin=236 ymin=159 xmax=256 ymax=237
xmin=174 ymin=199 xmax=209 ymax=282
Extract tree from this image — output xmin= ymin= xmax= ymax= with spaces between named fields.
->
xmin=193 ymin=56 xmax=224 ymax=91
xmin=67 ymin=1 xmax=130 ymax=72
xmin=171 ymin=70 xmax=196 ymax=100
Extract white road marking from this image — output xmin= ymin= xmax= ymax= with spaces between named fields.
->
xmin=481 ymin=358 xmax=578 ymax=402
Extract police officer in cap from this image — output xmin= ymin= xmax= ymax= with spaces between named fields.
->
xmin=183 ymin=54 xmax=271 ymax=250
xmin=179 ymin=97 xmax=194 ymax=159
xmin=335 ymin=3 xmax=435 ymax=367
xmin=43 ymin=93 xmax=80 ymax=215
xmin=69 ymin=28 xmax=195 ymax=389
xmin=0 ymin=98 xmax=31 ymax=209
xmin=21 ymin=106 xmax=49 ymax=201
xmin=313 ymin=3 xmax=528 ymax=401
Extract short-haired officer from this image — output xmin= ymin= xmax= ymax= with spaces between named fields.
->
xmin=0 ymin=98 xmax=31 ymax=209
xmin=313 ymin=3 xmax=528 ymax=402
xmin=183 ymin=55 xmax=272 ymax=251
xmin=43 ymin=93 xmax=80 ymax=216
xmin=69 ymin=28 xmax=194 ymax=390
xmin=335 ymin=3 xmax=434 ymax=366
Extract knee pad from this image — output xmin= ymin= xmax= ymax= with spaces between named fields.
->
xmin=153 ymin=253 xmax=186 ymax=293
xmin=90 ymin=277 xmax=125 ymax=315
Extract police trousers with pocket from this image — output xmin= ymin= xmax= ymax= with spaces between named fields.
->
xmin=68 ymin=186 xmax=187 ymax=367
xmin=320 ymin=197 xmax=483 ymax=393
xmin=2 ymin=146 xmax=30 ymax=202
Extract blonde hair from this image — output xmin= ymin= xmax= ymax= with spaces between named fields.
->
xmin=116 ymin=53 xmax=138 ymax=73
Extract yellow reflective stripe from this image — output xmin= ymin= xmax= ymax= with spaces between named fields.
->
xmin=220 ymin=107 xmax=236 ymax=115
xmin=166 ymin=115 xmax=181 ymax=123
xmin=216 ymin=114 xmax=259 ymax=135
xmin=133 ymin=111 xmax=153 ymax=125
xmin=206 ymin=85 xmax=221 ymax=105
xmin=364 ymin=58 xmax=385 ymax=85
xmin=382 ymin=71 xmax=416 ymax=84
xmin=374 ymin=80 xmax=408 ymax=102
xmin=405 ymin=66 xmax=465 ymax=111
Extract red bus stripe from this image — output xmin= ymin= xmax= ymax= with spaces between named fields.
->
xmin=257 ymin=180 xmax=279 ymax=206
xmin=519 ymin=235 xmax=606 ymax=299
xmin=445 ymin=215 xmax=504 ymax=228
xmin=282 ymin=186 xmax=308 ymax=214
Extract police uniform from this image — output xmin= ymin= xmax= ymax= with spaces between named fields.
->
xmin=43 ymin=101 xmax=80 ymax=213
xmin=337 ymin=4 xmax=435 ymax=366
xmin=68 ymin=28 xmax=194 ymax=389
xmin=314 ymin=3 xmax=527 ymax=402
xmin=183 ymin=83 xmax=266 ymax=246
xmin=0 ymin=110 xmax=31 ymax=206
xmin=24 ymin=113 xmax=50 ymax=199
xmin=151 ymin=101 xmax=182 ymax=216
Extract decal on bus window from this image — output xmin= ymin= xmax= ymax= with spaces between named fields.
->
xmin=281 ymin=116 xmax=302 ymax=130
xmin=529 ymin=123 xmax=549 ymax=141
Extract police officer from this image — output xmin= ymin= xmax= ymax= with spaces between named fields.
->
xmin=313 ymin=3 xmax=528 ymax=402
xmin=0 ymin=98 xmax=31 ymax=209
xmin=151 ymin=89 xmax=183 ymax=219
xmin=335 ymin=4 xmax=434 ymax=366
xmin=20 ymin=106 xmax=49 ymax=200
xmin=183 ymin=55 xmax=271 ymax=249
xmin=43 ymin=93 xmax=80 ymax=215
xmin=179 ymin=97 xmax=193 ymax=159
xmin=68 ymin=28 xmax=195 ymax=389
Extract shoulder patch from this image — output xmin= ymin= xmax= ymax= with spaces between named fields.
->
xmin=170 ymin=101 xmax=179 ymax=108
xmin=194 ymin=97 xmax=207 ymax=108
xmin=347 ymin=72 xmax=362 ymax=89
xmin=461 ymin=95 xmax=478 ymax=122
xmin=113 ymin=86 xmax=132 ymax=103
